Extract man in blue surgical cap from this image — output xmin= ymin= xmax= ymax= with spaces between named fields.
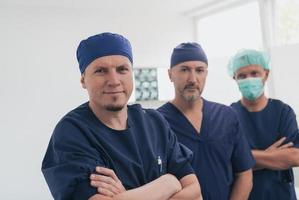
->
xmin=228 ymin=49 xmax=299 ymax=200
xmin=158 ymin=42 xmax=255 ymax=200
xmin=42 ymin=32 xmax=201 ymax=200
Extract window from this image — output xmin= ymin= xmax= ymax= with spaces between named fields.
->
xmin=196 ymin=1 xmax=264 ymax=104
xmin=196 ymin=1 xmax=263 ymax=58
xmin=276 ymin=0 xmax=299 ymax=45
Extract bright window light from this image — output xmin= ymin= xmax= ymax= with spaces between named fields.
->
xmin=276 ymin=0 xmax=299 ymax=45
xmin=197 ymin=1 xmax=263 ymax=58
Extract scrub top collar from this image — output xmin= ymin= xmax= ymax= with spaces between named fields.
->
xmin=86 ymin=102 xmax=133 ymax=133
xmin=168 ymin=98 xmax=208 ymax=140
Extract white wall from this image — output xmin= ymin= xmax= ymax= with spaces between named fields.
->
xmin=0 ymin=3 xmax=193 ymax=200
xmin=270 ymin=44 xmax=299 ymax=115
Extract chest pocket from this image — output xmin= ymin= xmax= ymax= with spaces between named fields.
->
xmin=143 ymin=154 xmax=166 ymax=181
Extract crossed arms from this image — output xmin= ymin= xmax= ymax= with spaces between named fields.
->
xmin=253 ymin=137 xmax=299 ymax=170
xmin=88 ymin=167 xmax=202 ymax=200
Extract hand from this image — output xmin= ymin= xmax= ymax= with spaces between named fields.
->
xmin=90 ymin=167 xmax=126 ymax=197
xmin=88 ymin=194 xmax=114 ymax=200
xmin=266 ymin=137 xmax=293 ymax=152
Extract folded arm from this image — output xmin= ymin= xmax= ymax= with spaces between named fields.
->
xmin=253 ymin=137 xmax=299 ymax=170
xmin=89 ymin=167 xmax=202 ymax=200
xmin=253 ymin=148 xmax=299 ymax=170
xmin=89 ymin=173 xmax=182 ymax=200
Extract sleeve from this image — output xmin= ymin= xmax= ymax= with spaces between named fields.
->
xmin=231 ymin=119 xmax=255 ymax=173
xmin=166 ymin=128 xmax=195 ymax=180
xmin=41 ymin=119 xmax=105 ymax=200
xmin=279 ymin=104 xmax=299 ymax=147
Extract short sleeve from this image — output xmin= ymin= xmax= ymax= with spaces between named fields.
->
xmin=166 ymin=129 xmax=194 ymax=180
xmin=279 ymin=104 xmax=299 ymax=147
xmin=232 ymin=120 xmax=255 ymax=173
xmin=42 ymin=119 xmax=105 ymax=200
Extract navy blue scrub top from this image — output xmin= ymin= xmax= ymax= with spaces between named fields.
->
xmin=231 ymin=99 xmax=299 ymax=200
xmin=42 ymin=103 xmax=194 ymax=200
xmin=158 ymin=99 xmax=255 ymax=200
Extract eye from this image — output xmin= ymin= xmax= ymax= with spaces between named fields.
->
xmin=196 ymin=68 xmax=205 ymax=73
xmin=251 ymin=71 xmax=259 ymax=77
xmin=117 ymin=65 xmax=129 ymax=74
xmin=94 ymin=68 xmax=107 ymax=74
xmin=180 ymin=67 xmax=188 ymax=72
xmin=236 ymin=74 xmax=246 ymax=80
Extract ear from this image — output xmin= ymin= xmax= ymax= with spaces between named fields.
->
xmin=264 ymin=70 xmax=270 ymax=82
xmin=168 ymin=69 xmax=173 ymax=82
xmin=80 ymin=74 xmax=86 ymax=89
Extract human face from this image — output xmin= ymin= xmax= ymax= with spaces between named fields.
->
xmin=234 ymin=64 xmax=269 ymax=82
xmin=169 ymin=61 xmax=208 ymax=102
xmin=234 ymin=64 xmax=269 ymax=101
xmin=81 ymin=55 xmax=133 ymax=112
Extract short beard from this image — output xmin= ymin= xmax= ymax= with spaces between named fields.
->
xmin=105 ymin=105 xmax=124 ymax=112
xmin=181 ymin=86 xmax=202 ymax=102
xmin=182 ymin=93 xmax=201 ymax=102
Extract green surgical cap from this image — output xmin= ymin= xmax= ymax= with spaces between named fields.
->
xmin=227 ymin=49 xmax=270 ymax=77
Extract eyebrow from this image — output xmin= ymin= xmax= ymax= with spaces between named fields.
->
xmin=116 ymin=64 xmax=129 ymax=68
xmin=93 ymin=65 xmax=106 ymax=69
xmin=179 ymin=65 xmax=206 ymax=68
xmin=93 ymin=64 xmax=129 ymax=69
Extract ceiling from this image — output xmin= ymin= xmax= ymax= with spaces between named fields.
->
xmin=1 ymin=0 xmax=223 ymax=15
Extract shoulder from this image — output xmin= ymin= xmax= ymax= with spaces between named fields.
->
xmin=269 ymin=98 xmax=293 ymax=110
xmin=230 ymin=100 xmax=241 ymax=109
xmin=205 ymin=99 xmax=238 ymax=119
xmin=157 ymin=102 xmax=174 ymax=116
xmin=129 ymin=103 xmax=169 ymax=124
xmin=128 ymin=104 xmax=173 ymax=140
xmin=53 ymin=102 xmax=91 ymax=139
xmin=56 ymin=102 xmax=88 ymax=124
xmin=269 ymin=98 xmax=297 ymax=119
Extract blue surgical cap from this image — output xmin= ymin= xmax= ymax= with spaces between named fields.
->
xmin=76 ymin=32 xmax=133 ymax=74
xmin=170 ymin=42 xmax=208 ymax=68
xmin=227 ymin=49 xmax=270 ymax=77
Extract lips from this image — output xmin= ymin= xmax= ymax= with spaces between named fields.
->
xmin=103 ymin=91 xmax=124 ymax=94
xmin=184 ymin=86 xmax=198 ymax=90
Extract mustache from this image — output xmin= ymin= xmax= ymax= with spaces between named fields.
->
xmin=184 ymin=84 xmax=199 ymax=90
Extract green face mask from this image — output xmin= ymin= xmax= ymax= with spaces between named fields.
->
xmin=237 ymin=77 xmax=264 ymax=100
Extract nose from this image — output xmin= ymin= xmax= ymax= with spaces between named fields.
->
xmin=107 ymin=70 xmax=121 ymax=86
xmin=187 ymin=70 xmax=197 ymax=83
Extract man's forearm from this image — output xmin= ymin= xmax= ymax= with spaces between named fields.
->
xmin=115 ymin=174 xmax=181 ymax=200
xmin=230 ymin=170 xmax=252 ymax=200
xmin=169 ymin=174 xmax=202 ymax=200
xmin=253 ymin=148 xmax=299 ymax=170
xmin=89 ymin=174 xmax=181 ymax=200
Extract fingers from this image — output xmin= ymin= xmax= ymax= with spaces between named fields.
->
xmin=278 ymin=142 xmax=294 ymax=149
xmin=272 ymin=137 xmax=286 ymax=147
xmin=90 ymin=180 xmax=121 ymax=196
xmin=90 ymin=174 xmax=117 ymax=186
xmin=95 ymin=167 xmax=120 ymax=182
xmin=90 ymin=167 xmax=126 ymax=197
xmin=267 ymin=137 xmax=286 ymax=150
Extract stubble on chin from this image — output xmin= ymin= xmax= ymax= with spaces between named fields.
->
xmin=104 ymin=96 xmax=126 ymax=112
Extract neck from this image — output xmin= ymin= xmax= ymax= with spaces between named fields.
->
xmin=171 ymin=96 xmax=203 ymax=114
xmin=89 ymin=101 xmax=128 ymax=130
xmin=241 ymin=94 xmax=268 ymax=112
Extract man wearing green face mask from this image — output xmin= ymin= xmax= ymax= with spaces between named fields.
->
xmin=228 ymin=49 xmax=299 ymax=200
